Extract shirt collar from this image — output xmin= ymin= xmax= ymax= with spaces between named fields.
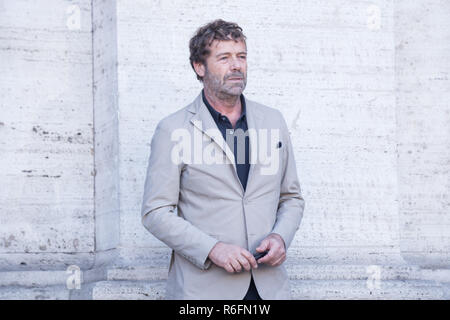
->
xmin=202 ymin=89 xmax=246 ymax=122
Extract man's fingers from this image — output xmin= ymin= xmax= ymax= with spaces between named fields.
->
xmin=257 ymin=246 xmax=285 ymax=264
xmin=224 ymin=263 xmax=234 ymax=273
xmin=256 ymin=240 xmax=269 ymax=252
xmin=240 ymin=250 xmax=258 ymax=269
xmin=254 ymin=235 xmax=288 ymax=265
xmin=257 ymin=249 xmax=276 ymax=264
xmin=230 ymin=259 xmax=242 ymax=273
xmin=271 ymin=253 xmax=286 ymax=266
xmin=237 ymin=256 xmax=251 ymax=271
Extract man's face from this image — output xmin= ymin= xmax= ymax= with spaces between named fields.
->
xmin=197 ymin=39 xmax=247 ymax=97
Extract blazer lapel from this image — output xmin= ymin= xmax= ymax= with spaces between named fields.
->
xmin=188 ymin=93 xmax=237 ymax=170
xmin=244 ymin=97 xmax=264 ymax=194
xmin=187 ymin=93 xmax=264 ymax=195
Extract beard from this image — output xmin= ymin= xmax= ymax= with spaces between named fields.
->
xmin=203 ymin=67 xmax=247 ymax=98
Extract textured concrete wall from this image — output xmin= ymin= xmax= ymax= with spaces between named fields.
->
xmin=116 ymin=0 xmax=400 ymax=266
xmin=0 ymin=0 xmax=96 ymax=270
xmin=396 ymin=0 xmax=450 ymax=267
xmin=0 ymin=0 xmax=449 ymax=299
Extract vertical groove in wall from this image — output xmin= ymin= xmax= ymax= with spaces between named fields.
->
xmin=90 ymin=0 xmax=97 ymax=254
xmin=393 ymin=0 xmax=402 ymax=258
xmin=91 ymin=0 xmax=120 ymax=259
xmin=112 ymin=0 xmax=121 ymax=252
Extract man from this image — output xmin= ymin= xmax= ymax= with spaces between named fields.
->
xmin=141 ymin=19 xmax=305 ymax=300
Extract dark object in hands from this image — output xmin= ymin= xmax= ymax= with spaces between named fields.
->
xmin=253 ymin=251 xmax=268 ymax=261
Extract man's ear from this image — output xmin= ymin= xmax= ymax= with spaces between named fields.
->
xmin=193 ymin=61 xmax=206 ymax=79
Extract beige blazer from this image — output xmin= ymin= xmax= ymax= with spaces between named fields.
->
xmin=141 ymin=92 xmax=305 ymax=299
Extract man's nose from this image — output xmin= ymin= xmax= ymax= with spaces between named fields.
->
xmin=230 ymin=57 xmax=243 ymax=71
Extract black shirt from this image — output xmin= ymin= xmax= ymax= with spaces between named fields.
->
xmin=202 ymin=90 xmax=250 ymax=191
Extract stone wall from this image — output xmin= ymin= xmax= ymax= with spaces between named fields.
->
xmin=0 ymin=0 xmax=96 ymax=271
xmin=396 ymin=0 xmax=450 ymax=268
xmin=0 ymin=0 xmax=448 ymax=299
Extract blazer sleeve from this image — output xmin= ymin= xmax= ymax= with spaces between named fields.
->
xmin=141 ymin=121 xmax=219 ymax=270
xmin=271 ymin=111 xmax=306 ymax=249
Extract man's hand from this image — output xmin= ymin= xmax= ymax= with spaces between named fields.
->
xmin=208 ymin=242 xmax=258 ymax=273
xmin=255 ymin=233 xmax=286 ymax=266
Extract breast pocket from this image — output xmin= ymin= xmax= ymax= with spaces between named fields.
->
xmin=257 ymin=139 xmax=285 ymax=177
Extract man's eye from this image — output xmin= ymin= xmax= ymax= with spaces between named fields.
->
xmin=240 ymin=56 xmax=247 ymax=59
xmin=220 ymin=57 xmax=227 ymax=61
